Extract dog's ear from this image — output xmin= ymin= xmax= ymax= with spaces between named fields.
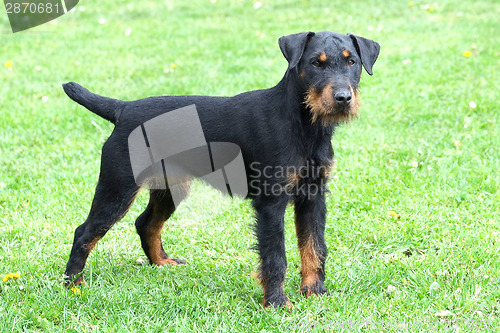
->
xmin=348 ymin=34 xmax=380 ymax=76
xmin=279 ymin=32 xmax=315 ymax=70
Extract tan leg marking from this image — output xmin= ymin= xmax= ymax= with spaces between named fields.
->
xmin=299 ymin=236 xmax=321 ymax=297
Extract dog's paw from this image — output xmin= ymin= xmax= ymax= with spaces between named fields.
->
xmin=169 ymin=257 xmax=186 ymax=265
xmin=262 ymin=293 xmax=292 ymax=309
xmin=154 ymin=257 xmax=187 ymax=266
xmin=62 ymin=274 xmax=85 ymax=288
xmin=301 ymin=281 xmax=328 ymax=298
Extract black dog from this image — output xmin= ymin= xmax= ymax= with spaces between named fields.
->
xmin=62 ymin=31 xmax=379 ymax=308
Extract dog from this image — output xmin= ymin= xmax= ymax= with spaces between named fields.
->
xmin=62 ymin=31 xmax=380 ymax=308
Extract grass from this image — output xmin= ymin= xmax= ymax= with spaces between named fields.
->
xmin=1 ymin=0 xmax=499 ymax=331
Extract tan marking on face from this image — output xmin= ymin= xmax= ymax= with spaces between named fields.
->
xmin=351 ymin=86 xmax=361 ymax=117
xmin=300 ymin=70 xmax=305 ymax=78
xmin=304 ymin=88 xmax=323 ymax=123
xmin=319 ymin=52 xmax=327 ymax=62
xmin=321 ymin=85 xmax=334 ymax=105
xmin=304 ymin=85 xmax=335 ymax=126
xmin=342 ymin=49 xmax=350 ymax=58
xmin=304 ymin=84 xmax=361 ymax=126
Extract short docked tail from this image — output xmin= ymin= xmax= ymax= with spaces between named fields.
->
xmin=62 ymin=82 xmax=126 ymax=124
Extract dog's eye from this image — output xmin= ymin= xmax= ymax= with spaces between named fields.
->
xmin=312 ymin=60 xmax=321 ymax=67
xmin=348 ymin=59 xmax=355 ymax=66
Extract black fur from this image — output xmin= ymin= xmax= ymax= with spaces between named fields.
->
xmin=62 ymin=31 xmax=379 ymax=308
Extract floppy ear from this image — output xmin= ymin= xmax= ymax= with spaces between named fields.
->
xmin=348 ymin=34 xmax=380 ymax=76
xmin=279 ymin=32 xmax=315 ymax=70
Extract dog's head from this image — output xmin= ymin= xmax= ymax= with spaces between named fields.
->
xmin=279 ymin=31 xmax=380 ymax=125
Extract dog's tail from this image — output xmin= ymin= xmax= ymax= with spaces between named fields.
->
xmin=62 ymin=82 xmax=125 ymax=124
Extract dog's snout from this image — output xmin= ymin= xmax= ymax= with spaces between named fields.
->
xmin=334 ymin=91 xmax=351 ymax=106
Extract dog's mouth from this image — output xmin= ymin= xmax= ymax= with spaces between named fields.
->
xmin=304 ymin=85 xmax=360 ymax=126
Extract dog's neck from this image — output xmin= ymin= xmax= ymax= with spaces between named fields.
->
xmin=275 ymin=71 xmax=335 ymax=158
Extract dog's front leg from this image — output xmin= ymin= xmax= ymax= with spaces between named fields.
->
xmin=294 ymin=188 xmax=328 ymax=297
xmin=253 ymin=195 xmax=290 ymax=308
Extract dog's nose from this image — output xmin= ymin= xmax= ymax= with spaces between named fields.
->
xmin=334 ymin=91 xmax=352 ymax=106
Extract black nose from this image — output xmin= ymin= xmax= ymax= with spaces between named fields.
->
xmin=334 ymin=91 xmax=352 ymax=106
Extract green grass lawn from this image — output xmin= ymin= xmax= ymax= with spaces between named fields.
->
xmin=1 ymin=0 xmax=499 ymax=331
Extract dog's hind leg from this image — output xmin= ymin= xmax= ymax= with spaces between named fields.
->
xmin=64 ymin=180 xmax=139 ymax=286
xmin=135 ymin=187 xmax=190 ymax=266
xmin=64 ymin=141 xmax=140 ymax=286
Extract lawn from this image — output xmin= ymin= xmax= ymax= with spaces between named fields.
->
xmin=1 ymin=0 xmax=499 ymax=331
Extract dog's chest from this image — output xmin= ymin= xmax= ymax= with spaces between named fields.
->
xmin=284 ymin=153 xmax=334 ymax=199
